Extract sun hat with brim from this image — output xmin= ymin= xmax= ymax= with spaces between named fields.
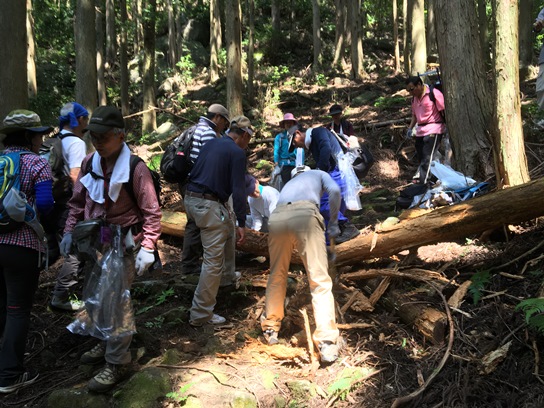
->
xmin=279 ymin=113 xmax=298 ymax=127
xmin=328 ymin=104 xmax=343 ymax=116
xmin=230 ymin=115 xmax=254 ymax=137
xmin=0 ymin=110 xmax=52 ymax=135
xmin=208 ymin=103 xmax=230 ymax=122
xmin=84 ymin=106 xmax=125 ymax=133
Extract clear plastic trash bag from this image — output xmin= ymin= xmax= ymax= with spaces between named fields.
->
xmin=336 ymin=152 xmax=363 ymax=211
xmin=67 ymin=224 xmax=136 ymax=340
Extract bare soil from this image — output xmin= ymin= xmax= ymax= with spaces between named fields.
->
xmin=3 ymin=70 xmax=544 ymax=408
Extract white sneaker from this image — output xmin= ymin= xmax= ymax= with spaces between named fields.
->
xmin=208 ymin=314 xmax=226 ymax=325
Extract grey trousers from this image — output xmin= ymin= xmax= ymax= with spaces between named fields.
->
xmin=52 ymin=254 xmax=81 ymax=298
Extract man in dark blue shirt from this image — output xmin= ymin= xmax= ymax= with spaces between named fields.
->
xmin=184 ymin=116 xmax=253 ymax=326
xmin=288 ymin=124 xmax=360 ymax=244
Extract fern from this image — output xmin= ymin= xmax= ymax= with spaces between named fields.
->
xmin=327 ymin=367 xmax=368 ymax=401
xmin=516 ymin=298 xmax=544 ymax=334
xmin=469 ymin=271 xmax=491 ymax=305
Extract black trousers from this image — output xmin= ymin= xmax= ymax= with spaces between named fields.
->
xmin=415 ymin=134 xmax=443 ymax=183
xmin=0 ymin=245 xmax=40 ymax=385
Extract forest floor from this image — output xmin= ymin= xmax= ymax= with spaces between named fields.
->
xmin=3 ymin=66 xmax=544 ymax=408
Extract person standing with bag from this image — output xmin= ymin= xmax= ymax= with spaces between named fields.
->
xmin=0 ymin=110 xmax=54 ymax=394
xmin=59 ymin=106 xmax=161 ymax=393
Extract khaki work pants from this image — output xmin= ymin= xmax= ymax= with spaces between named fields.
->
xmin=261 ymin=201 xmax=339 ymax=345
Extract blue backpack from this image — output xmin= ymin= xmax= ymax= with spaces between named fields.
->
xmin=0 ymin=151 xmax=43 ymax=238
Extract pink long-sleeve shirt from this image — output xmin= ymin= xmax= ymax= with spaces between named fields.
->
xmin=411 ymin=85 xmax=447 ymax=137
xmin=65 ymin=153 xmax=161 ymax=249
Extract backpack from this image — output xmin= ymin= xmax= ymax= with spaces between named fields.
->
xmin=85 ymin=154 xmax=162 ymax=206
xmin=160 ymin=125 xmax=197 ymax=184
xmin=39 ymin=132 xmax=73 ymax=202
xmin=0 ymin=151 xmax=45 ymax=239
xmin=395 ymin=183 xmax=429 ymax=211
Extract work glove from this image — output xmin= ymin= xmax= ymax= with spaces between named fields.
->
xmin=135 ymin=247 xmax=155 ymax=276
xmin=59 ymin=233 xmax=73 ymax=257
xmin=327 ymin=222 xmax=341 ymax=239
xmin=406 ymin=128 xmax=413 ymax=139
xmin=272 ymin=165 xmax=282 ymax=176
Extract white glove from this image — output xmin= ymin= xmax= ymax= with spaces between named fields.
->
xmin=135 ymin=247 xmax=155 ymax=276
xmin=59 ymin=233 xmax=73 ymax=257
xmin=406 ymin=128 xmax=413 ymax=139
xmin=272 ymin=165 xmax=282 ymax=176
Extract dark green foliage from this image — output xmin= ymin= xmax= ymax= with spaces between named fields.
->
xmin=469 ymin=270 xmax=492 ymax=304
xmin=516 ymin=298 xmax=544 ymax=335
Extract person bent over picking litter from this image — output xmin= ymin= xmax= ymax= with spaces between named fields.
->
xmin=261 ymin=166 xmax=341 ymax=364
xmin=60 ymin=106 xmax=161 ymax=393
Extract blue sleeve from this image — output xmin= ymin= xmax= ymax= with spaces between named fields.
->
xmin=35 ymin=180 xmax=54 ymax=215
xmin=273 ymin=134 xmax=281 ymax=163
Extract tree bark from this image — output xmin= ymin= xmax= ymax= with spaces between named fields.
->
xmin=142 ymin=0 xmax=157 ymax=133
xmin=478 ymin=0 xmax=490 ymax=65
xmin=225 ymin=0 xmax=243 ymax=116
xmin=518 ymin=0 xmax=534 ymax=80
xmin=96 ymin=0 xmax=107 ymax=106
xmin=247 ymin=0 xmax=255 ymax=104
xmin=393 ymin=0 xmax=400 ymax=73
xmin=26 ymin=0 xmax=37 ymax=98
xmin=311 ymin=0 xmax=322 ymax=71
xmin=167 ymin=0 xmax=178 ymax=69
xmin=402 ymin=0 xmax=410 ymax=73
xmin=350 ymin=0 xmax=364 ymax=80
xmin=209 ymin=0 xmax=222 ymax=83
xmin=160 ymin=177 xmax=544 ymax=265
xmin=333 ymin=0 xmax=346 ymax=69
xmin=75 ymin=0 xmax=97 ymax=112
xmin=119 ymin=0 xmax=130 ymax=116
xmin=490 ymin=0 xmax=530 ymax=187
xmin=426 ymin=0 xmax=437 ymax=55
xmin=271 ymin=0 xmax=280 ymax=33
xmin=106 ymin=0 xmax=116 ymax=65
xmin=133 ymin=0 xmax=143 ymax=54
xmin=435 ymin=0 xmax=493 ymax=180
xmin=410 ymin=0 xmax=426 ymax=75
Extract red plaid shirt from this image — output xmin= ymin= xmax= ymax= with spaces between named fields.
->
xmin=0 ymin=147 xmax=53 ymax=252
xmin=65 ymin=153 xmax=161 ymax=249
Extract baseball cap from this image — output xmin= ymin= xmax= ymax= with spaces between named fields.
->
xmin=85 ymin=106 xmax=125 ymax=133
xmin=230 ymin=115 xmax=254 ymax=137
xmin=329 ymin=104 xmax=343 ymax=115
xmin=0 ymin=110 xmax=52 ymax=135
xmin=208 ymin=104 xmax=230 ymax=122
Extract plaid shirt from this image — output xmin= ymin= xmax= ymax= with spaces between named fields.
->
xmin=65 ymin=153 xmax=161 ymax=249
xmin=0 ymin=147 xmax=53 ymax=252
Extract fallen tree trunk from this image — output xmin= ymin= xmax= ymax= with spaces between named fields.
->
xmin=160 ymin=177 xmax=544 ymax=264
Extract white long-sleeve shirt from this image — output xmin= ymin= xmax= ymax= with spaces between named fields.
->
xmin=248 ymin=185 xmax=280 ymax=231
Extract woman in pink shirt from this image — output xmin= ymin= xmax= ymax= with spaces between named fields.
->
xmin=406 ymin=76 xmax=446 ymax=184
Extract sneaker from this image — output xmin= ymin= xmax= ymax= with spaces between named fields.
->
xmin=263 ymin=329 xmax=279 ymax=345
xmin=88 ymin=363 xmax=126 ymax=393
xmin=0 ymin=370 xmax=39 ymax=394
xmin=220 ymin=271 xmax=242 ymax=288
xmin=318 ymin=341 xmax=339 ymax=363
xmin=80 ymin=342 xmax=106 ymax=364
xmin=51 ymin=294 xmax=85 ymax=312
xmin=190 ymin=314 xmax=226 ymax=327
xmin=336 ymin=222 xmax=360 ymax=244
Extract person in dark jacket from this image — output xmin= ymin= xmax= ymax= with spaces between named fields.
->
xmin=0 ymin=110 xmax=54 ymax=394
xmin=325 ymin=104 xmax=355 ymax=137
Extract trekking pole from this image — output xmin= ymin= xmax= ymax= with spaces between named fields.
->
xmin=423 ymin=135 xmax=439 ymax=184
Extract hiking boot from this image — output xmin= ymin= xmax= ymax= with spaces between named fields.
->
xmin=80 ymin=342 xmax=106 ymax=364
xmin=263 ymin=329 xmax=279 ymax=345
xmin=0 ymin=370 xmax=39 ymax=394
xmin=318 ymin=341 xmax=339 ymax=364
xmin=51 ymin=294 xmax=85 ymax=312
xmin=88 ymin=363 xmax=126 ymax=393
xmin=336 ymin=222 xmax=360 ymax=244
xmin=190 ymin=314 xmax=226 ymax=327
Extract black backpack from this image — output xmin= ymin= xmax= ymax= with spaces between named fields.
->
xmin=85 ymin=154 xmax=162 ymax=206
xmin=39 ymin=132 xmax=74 ymax=202
xmin=160 ymin=125 xmax=197 ymax=184
xmin=395 ymin=183 xmax=429 ymax=210
xmin=418 ymin=67 xmax=446 ymax=123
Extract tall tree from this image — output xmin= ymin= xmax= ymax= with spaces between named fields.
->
xmin=519 ymin=0 xmax=534 ymax=80
xmin=410 ymin=0 xmax=426 ymax=74
xmin=75 ymin=0 xmax=98 ymax=111
xmin=350 ymin=0 xmax=364 ymax=80
xmin=27 ymin=0 xmax=37 ymax=98
xmin=225 ymin=0 xmax=243 ymax=116
xmin=490 ymin=0 xmax=529 ymax=186
xmin=402 ymin=0 xmax=410 ymax=73
xmin=247 ymin=0 xmax=255 ymax=104
xmin=96 ymin=0 xmax=107 ymax=105
xmin=478 ymin=0 xmax=489 ymax=64
xmin=142 ymin=0 xmax=157 ymax=133
xmin=0 ymin=0 xmax=27 ymax=118
xmin=426 ymin=0 xmax=437 ymax=55
xmin=133 ymin=0 xmax=143 ymax=54
xmin=393 ymin=0 xmax=400 ymax=72
xmin=167 ymin=0 xmax=178 ymax=69
xmin=332 ymin=0 xmax=347 ymax=69
xmin=120 ymin=0 xmax=129 ymax=116
xmin=106 ymin=0 xmax=116 ymax=65
xmin=210 ymin=0 xmax=222 ymax=83
xmin=271 ymin=0 xmax=280 ymax=33
xmin=435 ymin=0 xmax=493 ymax=179
xmin=311 ymin=0 xmax=322 ymax=71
